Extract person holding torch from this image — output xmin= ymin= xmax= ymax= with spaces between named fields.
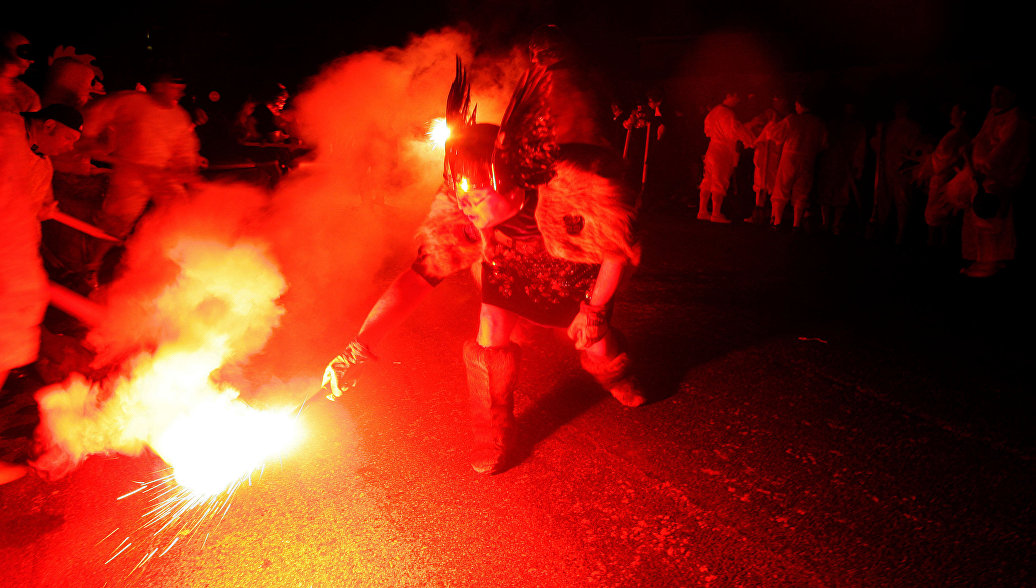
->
xmin=323 ymin=57 xmax=645 ymax=475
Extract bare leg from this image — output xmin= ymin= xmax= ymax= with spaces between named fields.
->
xmin=697 ymin=190 xmax=711 ymax=220
xmin=711 ymin=191 xmax=730 ymax=223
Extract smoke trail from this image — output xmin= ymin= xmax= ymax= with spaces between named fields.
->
xmin=237 ymin=26 xmax=525 ymax=381
xmin=32 ymin=26 xmax=527 ymax=476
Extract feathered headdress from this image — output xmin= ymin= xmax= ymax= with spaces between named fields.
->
xmin=443 ymin=56 xmax=496 ymax=194
xmin=493 ymin=64 xmax=558 ymax=191
xmin=443 ymin=57 xmax=557 ymax=196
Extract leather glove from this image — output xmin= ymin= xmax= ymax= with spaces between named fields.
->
xmin=322 ymin=340 xmax=376 ymax=400
xmin=567 ymin=301 xmax=610 ymax=350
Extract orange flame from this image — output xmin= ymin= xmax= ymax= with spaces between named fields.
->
xmin=34 ymin=236 xmax=299 ymax=498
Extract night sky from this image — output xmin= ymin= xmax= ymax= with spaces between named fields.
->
xmin=9 ymin=0 xmax=1029 ymax=114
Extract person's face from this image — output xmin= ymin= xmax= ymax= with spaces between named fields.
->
xmin=724 ymin=93 xmax=741 ymax=107
xmin=3 ymin=33 xmax=32 ymax=77
xmin=457 ymin=184 xmax=523 ymax=229
xmin=647 ymin=97 xmax=661 ymax=110
xmin=35 ymin=121 xmax=81 ymax=156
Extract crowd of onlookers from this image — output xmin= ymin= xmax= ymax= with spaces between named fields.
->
xmin=2 ymin=28 xmax=313 ymax=482
xmin=613 ymin=78 xmax=1030 ymax=279
xmin=2 ymin=28 xmax=307 ymax=398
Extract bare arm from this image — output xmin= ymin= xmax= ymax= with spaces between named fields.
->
xmin=354 ymin=268 xmax=436 ymax=351
xmin=322 ymin=267 xmax=437 ymax=398
xmin=568 ymin=254 xmax=629 ymax=350
xmin=587 ymin=254 xmax=627 ymax=307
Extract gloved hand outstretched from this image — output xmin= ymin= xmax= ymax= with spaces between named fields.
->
xmin=322 ymin=340 xmax=376 ymax=400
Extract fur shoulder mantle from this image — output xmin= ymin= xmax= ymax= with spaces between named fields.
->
xmin=536 ymin=160 xmax=640 ymax=266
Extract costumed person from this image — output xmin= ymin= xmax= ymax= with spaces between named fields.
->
xmin=769 ymin=95 xmax=828 ymax=231
xmin=0 ymin=104 xmax=82 ymax=485
xmin=816 ymin=101 xmax=866 ymax=235
xmin=960 ymin=83 xmax=1029 ymax=278
xmin=1 ymin=30 xmax=40 ymax=114
xmin=699 ymin=90 xmax=755 ymax=223
xmin=323 ymin=58 xmax=644 ymax=475
xmin=745 ymin=95 xmax=790 ymax=224
xmin=918 ymin=103 xmax=970 ymax=249
xmin=77 ymin=70 xmax=203 ymax=282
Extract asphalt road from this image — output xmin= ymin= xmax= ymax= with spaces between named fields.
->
xmin=1 ymin=209 xmax=1032 ymax=587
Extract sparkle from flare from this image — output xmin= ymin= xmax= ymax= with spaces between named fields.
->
xmin=34 ymin=236 xmax=304 ymax=569
xmin=427 ymin=117 xmax=450 ymax=149
xmin=153 ymin=399 xmax=303 ymax=496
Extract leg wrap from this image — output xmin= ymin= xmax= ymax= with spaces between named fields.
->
xmin=463 ymin=340 xmax=520 ymax=474
xmin=580 ymin=330 xmax=646 ymax=407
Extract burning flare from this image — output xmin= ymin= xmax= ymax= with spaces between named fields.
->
xmin=34 ymin=236 xmax=297 ymax=496
xmin=427 ymin=117 xmax=450 ymax=149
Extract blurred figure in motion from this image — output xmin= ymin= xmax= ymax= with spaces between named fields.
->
xmin=1 ymin=30 xmax=40 ymax=114
xmin=77 ymin=70 xmax=204 ymax=283
xmin=0 ymin=105 xmax=82 ymax=484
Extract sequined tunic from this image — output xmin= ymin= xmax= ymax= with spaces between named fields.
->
xmin=481 ymin=191 xmax=599 ymax=327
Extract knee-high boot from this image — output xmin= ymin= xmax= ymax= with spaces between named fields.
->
xmin=580 ymin=330 xmax=647 ymax=408
xmin=463 ymin=340 xmax=520 ymax=474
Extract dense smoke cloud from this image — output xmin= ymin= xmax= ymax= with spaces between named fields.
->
xmin=34 ymin=27 xmax=529 ymax=474
xmin=248 ymin=26 xmax=524 ymax=382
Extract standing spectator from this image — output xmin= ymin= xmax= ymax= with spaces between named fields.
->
xmin=608 ymin=99 xmax=629 ymax=154
xmin=622 ymin=101 xmax=651 ymax=189
xmin=918 ymin=103 xmax=970 ymax=249
xmin=1 ymin=30 xmax=40 ymax=114
xmin=870 ymin=100 xmax=923 ymax=244
xmin=746 ymin=95 xmax=791 ymax=224
xmin=642 ymin=87 xmax=682 ymax=211
xmin=816 ymin=102 xmax=867 ymax=235
xmin=769 ymin=96 xmax=828 ymax=231
xmin=961 ymin=83 xmax=1029 ymax=277
xmin=699 ymin=91 xmax=755 ymax=223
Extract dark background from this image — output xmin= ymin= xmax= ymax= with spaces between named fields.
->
xmin=9 ymin=0 xmax=1029 ymax=97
